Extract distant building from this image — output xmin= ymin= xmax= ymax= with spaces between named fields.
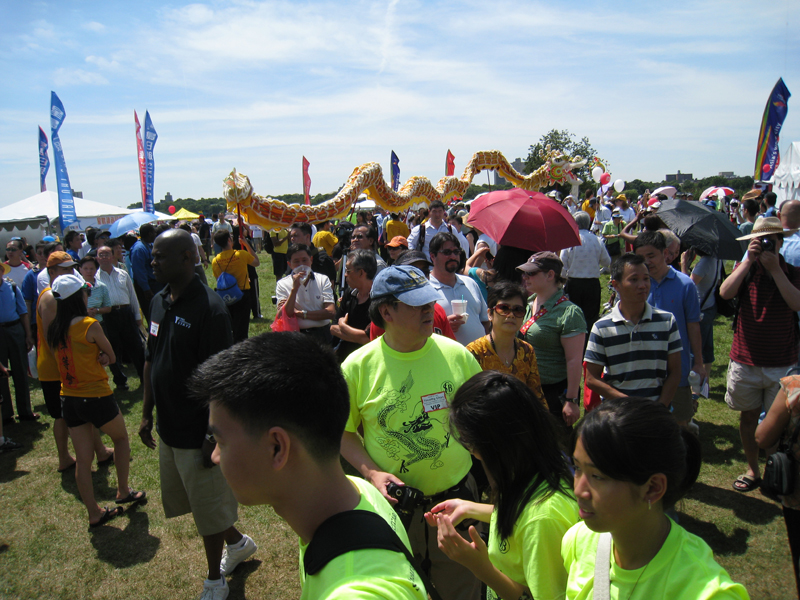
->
xmin=665 ymin=170 xmax=693 ymax=183
xmin=495 ymin=157 xmax=525 ymax=186
xmin=718 ymin=171 xmax=735 ymax=178
xmin=164 ymin=192 xmax=173 ymax=203
xmin=71 ymin=189 xmax=83 ymax=198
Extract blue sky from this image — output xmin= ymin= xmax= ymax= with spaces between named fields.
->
xmin=1 ymin=0 xmax=798 ymax=209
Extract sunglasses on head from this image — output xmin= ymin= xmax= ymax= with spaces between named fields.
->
xmin=493 ymin=303 xmax=526 ymax=318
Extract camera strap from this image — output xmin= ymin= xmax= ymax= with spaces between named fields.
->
xmin=304 ymin=509 xmax=443 ymax=600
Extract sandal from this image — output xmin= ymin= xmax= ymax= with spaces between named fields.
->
xmin=97 ymin=451 xmax=114 ymax=466
xmin=57 ymin=461 xmax=76 ymax=473
xmin=89 ymin=506 xmax=123 ymax=527
xmin=115 ymin=489 xmax=146 ymax=504
xmin=732 ymin=474 xmax=761 ymax=492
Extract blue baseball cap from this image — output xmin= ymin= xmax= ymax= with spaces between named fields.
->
xmin=42 ymin=236 xmax=56 ymax=242
xmin=371 ymin=265 xmax=441 ymax=306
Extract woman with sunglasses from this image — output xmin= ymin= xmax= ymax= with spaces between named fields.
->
xmin=518 ymin=252 xmax=586 ymax=428
xmin=566 ymin=397 xmax=748 ymax=599
xmin=48 ymin=275 xmax=144 ymax=527
xmin=466 ymin=281 xmax=546 ymax=406
xmin=425 ymin=371 xmax=579 ymax=600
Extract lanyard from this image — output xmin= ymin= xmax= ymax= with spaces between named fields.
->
xmin=520 ymin=294 xmax=567 ymax=335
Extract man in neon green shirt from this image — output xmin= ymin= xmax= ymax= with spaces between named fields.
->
xmin=189 ymin=333 xmax=425 ymax=600
xmin=341 ymin=265 xmax=483 ymax=600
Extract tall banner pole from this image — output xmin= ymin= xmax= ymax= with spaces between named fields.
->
xmin=50 ymin=92 xmax=77 ymax=233
xmin=134 ymin=111 xmax=149 ymax=211
xmin=143 ymin=111 xmax=158 ymax=213
xmin=754 ymin=78 xmax=791 ymax=181
xmin=38 ymin=126 xmax=50 ymax=192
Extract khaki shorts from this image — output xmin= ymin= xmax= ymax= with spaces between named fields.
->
xmin=159 ymin=441 xmax=238 ymax=537
xmin=725 ymin=360 xmax=789 ymax=413
xmin=671 ymin=386 xmax=694 ymax=422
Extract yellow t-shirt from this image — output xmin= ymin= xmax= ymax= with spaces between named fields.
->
xmin=36 ymin=287 xmax=60 ymax=382
xmin=55 ymin=317 xmax=113 ymax=397
xmin=561 ymin=519 xmax=750 ymax=600
xmin=298 ymin=476 xmax=427 ymax=600
xmin=212 ymin=249 xmax=255 ymax=290
xmin=386 ymin=219 xmax=411 ymax=240
xmin=271 ymin=228 xmax=290 ymax=255
xmin=581 ymin=200 xmax=596 ymax=221
xmin=342 ymin=335 xmax=481 ymax=495
xmin=313 ymin=230 xmax=339 ymax=256
xmin=487 ymin=481 xmax=579 ymax=600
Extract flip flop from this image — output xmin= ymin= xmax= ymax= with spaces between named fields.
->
xmin=89 ymin=506 xmax=123 ymax=527
xmin=97 ymin=451 xmax=114 ymax=466
xmin=115 ymin=490 xmax=146 ymax=504
xmin=57 ymin=461 xmax=76 ymax=473
xmin=732 ymin=474 xmax=761 ymax=492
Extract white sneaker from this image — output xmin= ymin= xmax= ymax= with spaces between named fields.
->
xmin=198 ymin=576 xmax=229 ymax=600
xmin=220 ymin=534 xmax=258 ymax=576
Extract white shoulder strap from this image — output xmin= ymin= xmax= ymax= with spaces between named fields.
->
xmin=594 ymin=532 xmax=612 ymax=600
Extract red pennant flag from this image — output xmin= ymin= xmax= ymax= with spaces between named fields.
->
xmin=446 ymin=149 xmax=455 ymax=176
xmin=134 ymin=111 xmax=148 ymax=210
xmin=302 ymin=156 xmax=311 ymax=205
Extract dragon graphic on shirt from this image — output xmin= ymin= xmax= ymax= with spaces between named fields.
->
xmin=376 ymin=370 xmax=449 ymax=474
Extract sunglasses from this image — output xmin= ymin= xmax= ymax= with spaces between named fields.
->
xmin=437 ymin=249 xmax=460 ymax=257
xmin=352 ymin=235 xmax=366 ymax=240
xmin=493 ymin=303 xmax=526 ymax=318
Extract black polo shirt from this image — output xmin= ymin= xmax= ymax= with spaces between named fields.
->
xmin=145 ymin=276 xmax=234 ymax=448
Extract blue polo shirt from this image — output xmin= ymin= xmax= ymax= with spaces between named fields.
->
xmin=0 ymin=277 xmax=28 ymax=324
xmin=21 ymin=268 xmax=40 ymax=326
xmin=647 ymin=266 xmax=701 ymax=387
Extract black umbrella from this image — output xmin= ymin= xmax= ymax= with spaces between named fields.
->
xmin=656 ymin=199 xmax=746 ymax=260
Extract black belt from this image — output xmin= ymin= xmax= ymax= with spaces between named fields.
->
xmin=110 ymin=305 xmax=130 ymax=311
xmin=0 ymin=319 xmax=20 ymax=328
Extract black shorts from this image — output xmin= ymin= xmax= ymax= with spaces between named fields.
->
xmin=61 ymin=394 xmax=120 ymax=429
xmin=41 ymin=380 xmax=63 ymax=419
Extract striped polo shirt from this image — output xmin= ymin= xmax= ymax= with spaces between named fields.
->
xmin=585 ymin=302 xmax=682 ymax=401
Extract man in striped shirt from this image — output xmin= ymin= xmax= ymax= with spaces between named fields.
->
xmin=584 ymin=253 xmax=682 ymax=406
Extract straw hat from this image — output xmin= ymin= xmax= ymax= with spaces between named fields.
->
xmin=736 ymin=216 xmax=799 ymax=240
xmin=0 ymin=263 xmax=11 ymax=277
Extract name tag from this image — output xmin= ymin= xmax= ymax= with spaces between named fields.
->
xmin=150 ymin=321 xmax=160 ymax=337
xmin=421 ymin=392 xmax=448 ymax=413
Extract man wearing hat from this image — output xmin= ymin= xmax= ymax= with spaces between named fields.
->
xmin=340 ymin=265 xmax=482 ymax=600
xmin=386 ymin=235 xmax=409 ymax=264
xmin=602 ymin=209 xmax=626 ymax=257
xmin=0 ymin=261 xmax=37 ymax=424
xmin=721 ymin=217 xmax=800 ymax=492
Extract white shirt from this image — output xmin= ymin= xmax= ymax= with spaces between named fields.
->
xmin=191 ymin=233 xmax=203 ymax=267
xmin=5 ymin=263 xmax=29 ymax=288
xmin=476 ymin=233 xmax=498 ymax=256
xmin=560 ymin=229 xmax=612 ymax=279
xmin=37 ymin=269 xmax=51 ymax=295
xmin=429 ymin=273 xmax=489 ymax=346
xmin=96 ymin=266 xmax=141 ymax=317
xmin=275 ymin=272 xmax=334 ymax=329
xmin=593 ymin=205 xmax=612 ymax=230
xmin=407 ymin=221 xmax=470 ymax=257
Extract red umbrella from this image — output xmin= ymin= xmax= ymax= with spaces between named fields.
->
xmin=699 ymin=186 xmax=735 ymax=201
xmin=466 ymin=188 xmax=580 ymax=252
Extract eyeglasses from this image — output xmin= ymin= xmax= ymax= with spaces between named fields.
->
xmin=352 ymin=235 xmax=366 ymax=240
xmin=493 ymin=303 xmax=526 ymax=318
xmin=436 ymin=249 xmax=460 ymax=257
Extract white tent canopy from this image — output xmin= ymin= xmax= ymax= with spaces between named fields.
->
xmin=1 ymin=191 xmax=137 ymax=228
xmin=773 ymin=141 xmax=800 ymax=206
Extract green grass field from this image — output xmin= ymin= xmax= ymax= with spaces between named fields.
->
xmin=0 ymin=256 xmax=795 ymax=599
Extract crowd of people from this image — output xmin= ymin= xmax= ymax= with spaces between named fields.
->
xmin=2 ymin=186 xmax=798 ymax=599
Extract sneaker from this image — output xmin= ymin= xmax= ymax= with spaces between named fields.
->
xmin=0 ymin=438 xmax=22 ymax=453
xmin=198 ymin=576 xmax=229 ymax=600
xmin=220 ymin=534 xmax=257 ymax=576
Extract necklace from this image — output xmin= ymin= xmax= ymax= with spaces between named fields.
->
xmin=489 ymin=332 xmax=515 ymax=366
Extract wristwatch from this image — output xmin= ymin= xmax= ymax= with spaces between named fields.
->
xmin=300 ymin=310 xmax=307 ymax=319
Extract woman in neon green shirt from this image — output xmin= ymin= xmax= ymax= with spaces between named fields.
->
xmin=565 ymin=398 xmax=749 ymax=599
xmin=425 ymin=371 xmax=578 ymax=600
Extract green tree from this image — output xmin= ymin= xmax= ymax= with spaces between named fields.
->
xmin=523 ymin=129 xmax=605 ymax=197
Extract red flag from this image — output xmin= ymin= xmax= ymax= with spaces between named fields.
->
xmin=134 ymin=111 xmax=148 ymax=210
xmin=446 ymin=149 xmax=455 ymax=176
xmin=302 ymin=156 xmax=311 ymax=205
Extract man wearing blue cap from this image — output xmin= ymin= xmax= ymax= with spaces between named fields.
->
xmin=340 ymin=265 xmax=482 ymax=600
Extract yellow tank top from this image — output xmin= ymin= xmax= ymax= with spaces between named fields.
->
xmin=55 ymin=317 xmax=112 ymax=397
xmin=36 ymin=288 xmax=60 ymax=382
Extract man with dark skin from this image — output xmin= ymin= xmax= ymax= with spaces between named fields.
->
xmin=139 ymin=230 xmax=256 ymax=599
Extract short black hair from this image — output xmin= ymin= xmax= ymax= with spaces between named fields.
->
xmin=765 ymin=191 xmax=777 ymax=206
xmin=368 ymin=295 xmax=397 ymax=329
xmin=610 ymin=253 xmax=646 ymax=282
xmin=429 ymin=231 xmax=460 ymax=255
xmin=286 ymin=243 xmax=312 ymax=262
xmin=486 ymin=280 xmax=526 ymax=309
xmin=214 ymin=229 xmax=231 ymax=248
xmin=633 ymin=230 xmax=666 ymax=252
xmin=79 ymin=255 xmax=99 ymax=269
xmin=188 ymin=333 xmax=350 ymax=462
xmin=290 ymin=223 xmax=313 ymax=238
xmin=64 ymin=230 xmax=81 ymax=246
xmin=429 ymin=200 xmax=445 ymax=211
xmin=347 ymin=249 xmax=378 ymax=280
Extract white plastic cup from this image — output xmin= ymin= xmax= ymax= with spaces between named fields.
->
xmin=451 ymin=299 xmax=468 ymax=317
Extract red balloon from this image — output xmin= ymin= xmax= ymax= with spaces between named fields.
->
xmin=600 ymin=172 xmax=611 ymax=185
xmin=168 ymin=205 xmax=176 ymax=214
xmin=762 ymin=164 xmax=771 ymax=173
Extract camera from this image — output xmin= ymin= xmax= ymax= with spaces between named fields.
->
xmin=386 ymin=482 xmax=424 ymax=522
xmin=761 ymin=237 xmax=775 ymax=253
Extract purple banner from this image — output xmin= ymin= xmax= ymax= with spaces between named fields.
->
xmin=38 ymin=126 xmax=49 ymax=192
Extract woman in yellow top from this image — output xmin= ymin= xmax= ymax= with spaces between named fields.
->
xmin=212 ymin=229 xmax=260 ymax=342
xmin=466 ymin=281 xmax=546 ymax=408
xmin=565 ymin=398 xmax=749 ymax=599
xmin=47 ymin=275 xmax=144 ymax=527
xmin=425 ymin=371 xmax=579 ymax=600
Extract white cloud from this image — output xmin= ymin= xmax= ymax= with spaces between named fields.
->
xmin=82 ymin=21 xmax=106 ymax=33
xmin=53 ymin=68 xmax=109 ymax=86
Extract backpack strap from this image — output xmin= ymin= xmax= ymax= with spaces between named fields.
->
xmin=303 ymin=510 xmax=442 ymax=600
xmin=594 ymin=532 xmax=613 ymax=600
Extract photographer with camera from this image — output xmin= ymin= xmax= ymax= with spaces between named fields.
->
xmin=721 ymin=217 xmax=800 ymax=493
